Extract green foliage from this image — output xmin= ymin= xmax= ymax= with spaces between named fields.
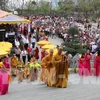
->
xmin=0 ymin=0 xmax=9 ymax=10
xmin=63 ymin=27 xmax=86 ymax=55
xmin=77 ymin=0 xmax=100 ymax=17
xmin=57 ymin=0 xmax=75 ymax=15
xmin=37 ymin=1 xmax=51 ymax=14
xmin=63 ymin=38 xmax=86 ymax=55
xmin=68 ymin=27 xmax=79 ymax=37
xmin=32 ymin=1 xmax=36 ymax=5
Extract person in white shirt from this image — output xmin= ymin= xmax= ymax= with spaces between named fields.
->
xmin=30 ymin=36 xmax=36 ymax=48
xmin=52 ymin=28 xmax=55 ymax=39
xmin=15 ymin=38 xmax=20 ymax=47
xmin=92 ymin=43 xmax=98 ymax=54
xmin=32 ymin=33 xmax=36 ymax=38
xmin=23 ymin=36 xmax=29 ymax=50
xmin=64 ymin=33 xmax=67 ymax=41
xmin=21 ymin=48 xmax=27 ymax=64
xmin=5 ymin=31 xmax=9 ymax=41
xmin=15 ymin=46 xmax=21 ymax=60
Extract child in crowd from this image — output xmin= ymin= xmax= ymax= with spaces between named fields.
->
xmin=17 ymin=59 xmax=24 ymax=83
xmin=10 ymin=54 xmax=18 ymax=76
xmin=29 ymin=57 xmax=41 ymax=82
xmin=24 ymin=62 xmax=30 ymax=79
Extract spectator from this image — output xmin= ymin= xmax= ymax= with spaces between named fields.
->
xmin=21 ymin=48 xmax=27 ymax=64
xmin=34 ymin=47 xmax=39 ymax=60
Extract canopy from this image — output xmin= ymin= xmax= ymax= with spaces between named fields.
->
xmin=42 ymin=44 xmax=56 ymax=50
xmin=0 ymin=15 xmax=30 ymax=24
xmin=0 ymin=50 xmax=8 ymax=56
xmin=37 ymin=40 xmax=51 ymax=46
xmin=0 ymin=10 xmax=10 ymax=18
xmin=0 ymin=42 xmax=12 ymax=53
xmin=0 ymin=42 xmax=12 ymax=49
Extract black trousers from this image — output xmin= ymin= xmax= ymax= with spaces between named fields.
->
xmin=5 ymin=37 xmax=8 ymax=41
xmin=32 ymin=42 xmax=35 ymax=48
xmin=16 ymin=54 xmax=20 ymax=60
xmin=27 ymin=54 xmax=31 ymax=62
xmin=24 ymin=43 xmax=28 ymax=50
xmin=22 ymin=56 xmax=26 ymax=64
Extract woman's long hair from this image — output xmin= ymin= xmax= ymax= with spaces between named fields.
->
xmin=98 ymin=50 xmax=100 ymax=56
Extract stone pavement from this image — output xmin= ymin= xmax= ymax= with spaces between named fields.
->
xmin=1 ymin=37 xmax=100 ymax=100
xmin=48 ymin=37 xmax=63 ymax=46
xmin=1 ymin=74 xmax=100 ymax=100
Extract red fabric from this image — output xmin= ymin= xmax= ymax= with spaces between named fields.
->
xmin=43 ymin=37 xmax=48 ymax=41
xmin=67 ymin=34 xmax=70 ymax=38
xmin=78 ymin=57 xmax=86 ymax=76
xmin=94 ymin=56 xmax=100 ymax=76
xmin=84 ymin=54 xmax=92 ymax=75
xmin=0 ymin=71 xmax=9 ymax=95
xmin=27 ymin=47 xmax=32 ymax=53
xmin=41 ymin=51 xmax=45 ymax=60
xmin=34 ymin=49 xmax=39 ymax=59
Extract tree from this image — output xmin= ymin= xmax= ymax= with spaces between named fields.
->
xmin=63 ymin=27 xmax=86 ymax=56
xmin=0 ymin=0 xmax=9 ymax=10
xmin=37 ymin=1 xmax=52 ymax=14
xmin=68 ymin=27 xmax=79 ymax=37
xmin=77 ymin=0 xmax=100 ymax=18
xmin=25 ymin=0 xmax=36 ymax=9
xmin=91 ymin=0 xmax=100 ymax=15
xmin=78 ymin=0 xmax=92 ymax=17
xmin=57 ymin=0 xmax=75 ymax=15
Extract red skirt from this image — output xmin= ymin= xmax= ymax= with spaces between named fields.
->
xmin=0 ymin=71 xmax=9 ymax=95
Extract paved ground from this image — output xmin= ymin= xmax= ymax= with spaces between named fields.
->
xmin=1 ymin=37 xmax=100 ymax=100
xmin=1 ymin=74 xmax=100 ymax=100
xmin=48 ymin=37 xmax=63 ymax=46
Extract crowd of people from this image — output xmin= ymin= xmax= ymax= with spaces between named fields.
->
xmin=78 ymin=49 xmax=100 ymax=76
xmin=0 ymin=15 xmax=100 ymax=95
xmin=2 ymin=16 xmax=100 ymax=54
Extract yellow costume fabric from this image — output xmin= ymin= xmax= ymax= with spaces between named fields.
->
xmin=24 ymin=63 xmax=30 ymax=78
xmin=17 ymin=60 xmax=24 ymax=81
xmin=40 ymin=54 xmax=53 ymax=83
xmin=49 ymin=53 xmax=68 ymax=88
xmin=10 ymin=57 xmax=18 ymax=68
xmin=17 ymin=60 xmax=24 ymax=68
xmin=0 ymin=62 xmax=3 ymax=68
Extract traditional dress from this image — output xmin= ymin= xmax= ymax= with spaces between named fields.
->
xmin=17 ymin=60 xmax=24 ymax=82
xmin=40 ymin=54 xmax=53 ymax=84
xmin=10 ymin=56 xmax=18 ymax=68
xmin=0 ymin=62 xmax=3 ymax=69
xmin=0 ymin=62 xmax=11 ymax=95
xmin=24 ymin=63 xmax=30 ymax=79
xmin=94 ymin=55 xmax=100 ymax=76
xmin=41 ymin=50 xmax=46 ymax=60
xmin=27 ymin=46 xmax=32 ymax=62
xmin=29 ymin=60 xmax=41 ymax=82
xmin=34 ymin=49 xmax=39 ymax=60
xmin=84 ymin=54 xmax=92 ymax=75
xmin=78 ymin=56 xmax=86 ymax=76
xmin=49 ymin=53 xmax=68 ymax=88
xmin=3 ymin=58 xmax=10 ymax=71
xmin=10 ymin=56 xmax=18 ymax=76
